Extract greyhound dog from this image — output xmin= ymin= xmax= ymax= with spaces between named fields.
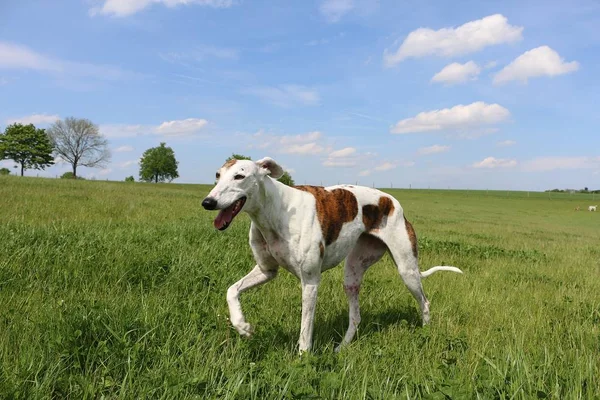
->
xmin=202 ymin=157 xmax=463 ymax=352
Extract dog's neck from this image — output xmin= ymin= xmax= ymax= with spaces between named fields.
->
xmin=244 ymin=176 xmax=296 ymax=235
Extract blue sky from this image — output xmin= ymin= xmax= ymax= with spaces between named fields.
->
xmin=1 ymin=0 xmax=599 ymax=190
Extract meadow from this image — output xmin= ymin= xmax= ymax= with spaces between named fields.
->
xmin=0 ymin=175 xmax=598 ymax=399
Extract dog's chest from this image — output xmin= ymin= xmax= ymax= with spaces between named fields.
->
xmin=265 ymin=238 xmax=297 ymax=272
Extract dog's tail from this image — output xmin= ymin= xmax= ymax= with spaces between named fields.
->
xmin=420 ymin=266 xmax=463 ymax=278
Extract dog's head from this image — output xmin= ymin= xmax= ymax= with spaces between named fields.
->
xmin=202 ymin=157 xmax=284 ymax=230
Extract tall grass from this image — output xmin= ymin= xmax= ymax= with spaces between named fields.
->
xmin=0 ymin=176 xmax=598 ymax=399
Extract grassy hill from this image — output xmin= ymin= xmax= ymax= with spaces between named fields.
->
xmin=1 ymin=176 xmax=598 ymax=398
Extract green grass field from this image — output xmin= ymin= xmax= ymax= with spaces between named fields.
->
xmin=1 ymin=176 xmax=599 ymax=399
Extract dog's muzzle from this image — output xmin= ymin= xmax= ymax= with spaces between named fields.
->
xmin=202 ymin=197 xmax=217 ymax=210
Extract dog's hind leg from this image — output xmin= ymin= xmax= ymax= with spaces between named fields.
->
xmin=380 ymin=218 xmax=431 ymax=326
xmin=335 ymin=234 xmax=388 ymax=352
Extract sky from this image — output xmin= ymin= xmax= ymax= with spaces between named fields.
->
xmin=1 ymin=0 xmax=599 ymax=190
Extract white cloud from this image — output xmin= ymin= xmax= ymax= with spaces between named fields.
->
xmin=322 ymin=146 xmax=375 ymax=168
xmin=0 ymin=160 xmax=16 ymax=168
xmin=244 ymin=84 xmax=320 ymax=108
xmin=160 ymin=45 xmax=239 ymax=65
xmin=522 ymin=156 xmax=600 ymax=172
xmin=359 ymin=160 xmax=412 ymax=176
xmin=484 ymin=61 xmax=498 ymax=69
xmin=155 ymin=118 xmax=208 ymax=136
xmin=496 ymin=140 xmax=516 ymax=147
xmin=0 ymin=77 xmax=9 ymax=85
xmin=384 ymin=14 xmax=523 ymax=67
xmin=374 ymin=162 xmax=396 ymax=171
xmin=119 ymin=159 xmax=140 ymax=168
xmin=90 ymin=0 xmax=234 ymax=17
xmin=493 ymin=46 xmax=579 ymax=85
xmin=251 ymin=130 xmax=327 ymax=155
xmin=278 ymin=131 xmax=322 ymax=144
xmin=472 ymin=157 xmax=517 ymax=168
xmin=100 ymin=124 xmax=146 ymax=138
xmin=328 ymin=147 xmax=356 ymax=158
xmin=322 ymin=147 xmax=375 ymax=167
xmin=0 ymin=41 xmax=142 ymax=82
xmin=6 ymin=113 xmax=60 ymax=126
xmin=0 ymin=41 xmax=60 ymax=72
xmin=114 ymin=145 xmax=134 ymax=153
xmin=417 ymin=144 xmax=451 ymax=155
xmin=282 ymin=142 xmax=325 ymax=155
xmin=100 ymin=118 xmax=208 ymax=138
xmin=319 ymin=0 xmax=354 ymax=22
xmin=323 ymin=158 xmax=356 ymax=167
xmin=53 ymin=156 xmax=67 ymax=165
xmin=431 ymin=61 xmax=481 ymax=85
xmin=391 ymin=102 xmax=510 ymax=135
xmin=98 ymin=168 xmax=113 ymax=176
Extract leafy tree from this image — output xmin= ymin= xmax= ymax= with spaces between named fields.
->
xmin=139 ymin=142 xmax=179 ymax=183
xmin=125 ymin=176 xmax=135 ymax=182
xmin=0 ymin=167 xmax=10 ymax=176
xmin=60 ymin=171 xmax=85 ymax=180
xmin=0 ymin=123 xmax=54 ymax=176
xmin=226 ymin=153 xmax=252 ymax=161
xmin=47 ymin=117 xmax=111 ymax=179
xmin=278 ymin=171 xmax=295 ymax=186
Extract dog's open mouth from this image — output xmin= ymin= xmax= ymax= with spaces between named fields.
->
xmin=214 ymin=197 xmax=246 ymax=231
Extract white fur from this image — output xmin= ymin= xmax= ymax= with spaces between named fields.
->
xmin=589 ymin=205 xmax=597 ymax=212
xmin=205 ymin=158 xmax=463 ymax=353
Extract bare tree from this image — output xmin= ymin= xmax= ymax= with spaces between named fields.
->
xmin=48 ymin=117 xmax=111 ymax=178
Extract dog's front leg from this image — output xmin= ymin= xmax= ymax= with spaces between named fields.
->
xmin=298 ymin=280 xmax=319 ymax=353
xmin=227 ymin=265 xmax=277 ymax=337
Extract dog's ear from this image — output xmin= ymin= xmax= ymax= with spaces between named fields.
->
xmin=256 ymin=157 xmax=284 ymax=179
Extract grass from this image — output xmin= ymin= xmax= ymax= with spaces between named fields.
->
xmin=0 ymin=175 xmax=599 ymax=399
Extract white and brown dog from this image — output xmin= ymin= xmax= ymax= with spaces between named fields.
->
xmin=202 ymin=157 xmax=462 ymax=352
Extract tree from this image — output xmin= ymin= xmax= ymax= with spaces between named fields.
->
xmin=0 ymin=123 xmax=54 ymax=176
xmin=224 ymin=153 xmax=295 ymax=186
xmin=0 ymin=167 xmax=10 ymax=176
xmin=278 ymin=171 xmax=295 ymax=186
xmin=47 ymin=117 xmax=110 ymax=179
xmin=139 ymin=142 xmax=179 ymax=183
xmin=226 ymin=153 xmax=252 ymax=161
xmin=125 ymin=175 xmax=135 ymax=182
xmin=60 ymin=171 xmax=85 ymax=180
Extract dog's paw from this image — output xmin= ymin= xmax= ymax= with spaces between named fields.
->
xmin=233 ymin=321 xmax=254 ymax=337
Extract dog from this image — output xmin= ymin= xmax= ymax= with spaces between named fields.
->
xmin=589 ymin=205 xmax=597 ymax=212
xmin=202 ymin=157 xmax=463 ymax=352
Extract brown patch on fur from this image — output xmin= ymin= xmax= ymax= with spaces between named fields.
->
xmin=362 ymin=196 xmax=395 ymax=232
xmin=295 ymin=186 xmax=358 ymax=245
xmin=319 ymin=242 xmax=324 ymax=259
xmin=404 ymin=217 xmax=418 ymax=258
xmin=222 ymin=159 xmax=237 ymax=169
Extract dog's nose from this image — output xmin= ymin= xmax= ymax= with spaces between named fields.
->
xmin=202 ymin=197 xmax=218 ymax=210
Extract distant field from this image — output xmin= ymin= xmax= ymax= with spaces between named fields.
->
xmin=1 ymin=176 xmax=599 ymax=399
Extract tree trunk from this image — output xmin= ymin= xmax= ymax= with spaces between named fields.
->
xmin=73 ymin=164 xmax=77 ymax=179
xmin=20 ymin=163 xmax=24 ymax=177
xmin=155 ymin=174 xmax=158 ymax=183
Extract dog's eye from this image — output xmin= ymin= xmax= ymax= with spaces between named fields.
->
xmin=234 ymin=174 xmax=245 ymax=180
xmin=215 ymin=172 xmax=220 ymax=179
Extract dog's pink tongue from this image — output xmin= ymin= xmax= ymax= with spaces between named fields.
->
xmin=214 ymin=205 xmax=235 ymax=229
